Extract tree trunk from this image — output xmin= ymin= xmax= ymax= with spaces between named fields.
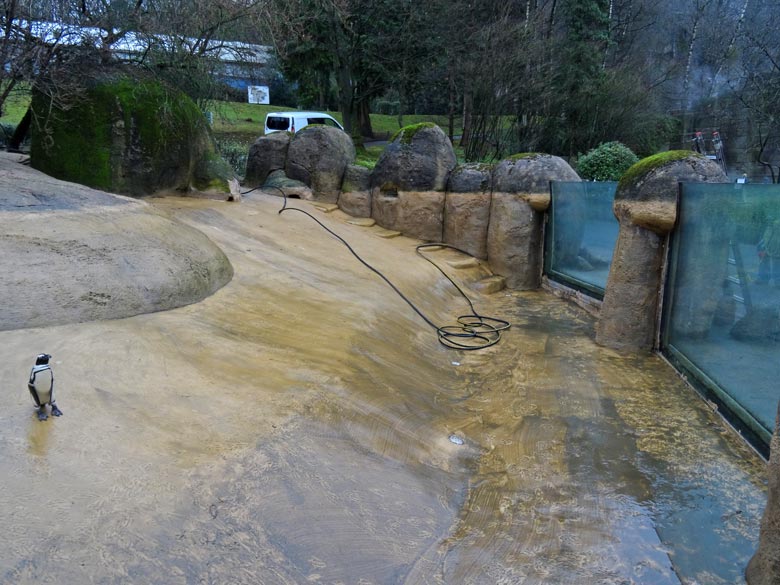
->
xmin=460 ymin=88 xmax=472 ymax=148
xmin=709 ymin=0 xmax=750 ymax=99
xmin=681 ymin=12 xmax=701 ymax=143
xmin=337 ymin=59 xmax=353 ymax=136
xmin=547 ymin=0 xmax=558 ymax=39
xmin=448 ymin=72 xmax=456 ymax=142
xmin=357 ymin=98 xmax=373 ymax=139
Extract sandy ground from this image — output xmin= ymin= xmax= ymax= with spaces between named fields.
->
xmin=0 ymin=173 xmax=770 ymax=584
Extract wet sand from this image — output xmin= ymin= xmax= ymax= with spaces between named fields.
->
xmin=0 ymin=192 xmax=767 ymax=584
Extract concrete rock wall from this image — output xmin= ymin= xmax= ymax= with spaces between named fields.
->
xmin=339 ymin=164 xmax=372 ymax=218
xmin=486 ymin=192 xmax=544 ymax=289
xmin=488 ymin=154 xmax=579 ymax=289
xmin=444 ymin=164 xmax=493 ymax=259
xmin=596 ymin=152 xmax=728 ymax=352
xmin=247 ymin=124 xmax=580 ymax=290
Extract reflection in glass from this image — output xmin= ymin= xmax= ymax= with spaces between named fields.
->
xmin=546 ymin=181 xmax=619 ymax=298
xmin=664 ymin=183 xmax=780 ymax=441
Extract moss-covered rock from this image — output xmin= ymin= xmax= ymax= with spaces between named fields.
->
xmin=487 ymin=153 xmax=579 ymax=289
xmin=447 ymin=163 xmax=493 ymax=193
xmin=389 ymin=122 xmax=437 ymax=145
xmin=30 ymin=74 xmax=235 ymax=195
xmin=492 ymin=153 xmax=579 ymax=211
xmin=596 ymin=151 xmax=728 ymax=352
xmin=444 ymin=164 xmax=494 ymax=259
xmin=617 ymin=150 xmax=705 ymax=193
xmin=371 ymin=123 xmax=456 ymax=193
xmin=614 ymin=151 xmax=725 ymax=232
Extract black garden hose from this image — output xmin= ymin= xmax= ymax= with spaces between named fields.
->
xmin=259 ymin=185 xmax=510 ymax=350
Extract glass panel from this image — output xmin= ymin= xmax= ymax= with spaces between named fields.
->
xmin=664 ymin=183 xmax=780 ymax=439
xmin=546 ymin=181 xmax=618 ymax=298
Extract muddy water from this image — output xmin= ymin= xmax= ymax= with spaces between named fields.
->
xmin=0 ymin=193 xmax=767 ymax=584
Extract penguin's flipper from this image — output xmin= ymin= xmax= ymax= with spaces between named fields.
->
xmin=51 ymin=403 xmax=62 ymax=417
xmin=28 ymin=383 xmax=42 ymax=408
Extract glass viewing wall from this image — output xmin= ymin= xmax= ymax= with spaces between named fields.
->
xmin=544 ymin=181 xmax=619 ymax=298
xmin=663 ymin=183 xmax=780 ymax=447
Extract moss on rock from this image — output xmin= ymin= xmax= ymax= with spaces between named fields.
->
xmin=31 ymin=74 xmax=234 ymax=195
xmin=618 ymin=150 xmax=704 ymax=191
xmin=507 ymin=152 xmax=545 ymax=162
xmin=390 ymin=122 xmax=438 ymax=145
xmin=371 ymin=123 xmax=456 ymax=193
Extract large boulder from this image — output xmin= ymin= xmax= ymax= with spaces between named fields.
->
xmin=596 ymin=151 xmax=727 ymax=351
xmin=746 ymin=403 xmax=780 ymax=585
xmin=339 ymin=164 xmax=372 ymax=217
xmin=444 ymin=164 xmax=493 ymax=259
xmin=0 ymin=154 xmax=233 ymax=331
xmin=286 ymin=125 xmax=355 ymax=203
xmin=244 ymin=132 xmax=291 ymax=187
xmin=488 ymin=154 xmax=579 ymax=289
xmin=30 ymin=75 xmax=235 ymax=196
xmin=492 ymin=153 xmax=579 ymax=212
xmin=370 ymin=123 xmax=456 ymax=241
xmin=371 ymin=123 xmax=456 ymax=193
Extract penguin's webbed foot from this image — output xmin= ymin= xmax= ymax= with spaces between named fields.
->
xmin=51 ymin=404 xmax=63 ymax=417
xmin=37 ymin=407 xmax=48 ymax=421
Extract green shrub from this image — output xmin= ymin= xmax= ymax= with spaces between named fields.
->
xmin=576 ymin=141 xmax=639 ymax=181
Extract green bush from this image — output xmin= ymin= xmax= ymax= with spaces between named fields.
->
xmin=576 ymin=141 xmax=639 ymax=181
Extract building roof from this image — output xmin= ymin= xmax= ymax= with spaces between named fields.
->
xmin=2 ymin=20 xmax=271 ymax=65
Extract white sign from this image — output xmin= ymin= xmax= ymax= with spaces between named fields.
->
xmin=247 ymin=85 xmax=270 ymax=104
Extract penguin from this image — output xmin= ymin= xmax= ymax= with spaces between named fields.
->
xmin=28 ymin=354 xmax=62 ymax=421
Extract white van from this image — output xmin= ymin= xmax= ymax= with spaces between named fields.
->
xmin=264 ymin=111 xmax=344 ymax=135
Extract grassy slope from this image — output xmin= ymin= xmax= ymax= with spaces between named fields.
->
xmin=0 ymin=87 xmax=31 ymax=125
xmin=210 ymin=101 xmax=462 ymax=141
xmin=210 ymin=101 xmax=464 ymax=171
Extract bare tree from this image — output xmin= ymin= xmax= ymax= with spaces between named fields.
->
xmin=0 ymin=0 xmax=270 ymax=119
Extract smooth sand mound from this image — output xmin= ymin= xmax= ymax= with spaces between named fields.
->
xmin=0 ymin=154 xmax=232 ymax=331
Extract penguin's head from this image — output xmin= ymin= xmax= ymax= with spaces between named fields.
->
xmin=35 ymin=354 xmax=51 ymax=366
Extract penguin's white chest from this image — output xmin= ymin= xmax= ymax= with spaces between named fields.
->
xmin=32 ymin=369 xmax=53 ymax=404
